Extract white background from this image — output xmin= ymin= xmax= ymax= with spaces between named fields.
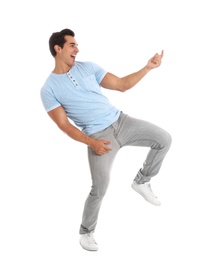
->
xmin=1 ymin=0 xmax=206 ymax=259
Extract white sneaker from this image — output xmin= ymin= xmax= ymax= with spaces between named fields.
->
xmin=131 ymin=181 xmax=161 ymax=206
xmin=80 ymin=232 xmax=99 ymax=251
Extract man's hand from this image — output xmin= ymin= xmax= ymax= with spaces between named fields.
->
xmin=147 ymin=50 xmax=164 ymax=70
xmin=89 ymin=139 xmax=112 ymax=155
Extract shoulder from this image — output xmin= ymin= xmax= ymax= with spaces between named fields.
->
xmin=40 ymin=73 xmax=59 ymax=96
xmin=41 ymin=74 xmax=53 ymax=91
xmin=41 ymin=73 xmax=66 ymax=90
xmin=75 ymin=61 xmax=103 ymax=71
xmin=73 ymin=62 xmax=107 ymax=82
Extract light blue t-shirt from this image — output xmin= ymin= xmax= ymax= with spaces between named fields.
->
xmin=40 ymin=61 xmax=121 ymax=135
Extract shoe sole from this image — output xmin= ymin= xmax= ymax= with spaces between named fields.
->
xmin=79 ymin=241 xmax=98 ymax=251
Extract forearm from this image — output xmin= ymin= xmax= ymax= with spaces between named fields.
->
xmin=48 ymin=106 xmax=96 ymax=148
xmin=58 ymin=121 xmax=94 ymax=147
xmin=120 ymin=65 xmax=151 ymax=92
xmin=60 ymin=122 xmax=112 ymax=155
xmin=102 ymin=51 xmax=163 ymax=92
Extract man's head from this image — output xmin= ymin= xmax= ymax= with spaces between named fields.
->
xmin=49 ymin=28 xmax=75 ymax=57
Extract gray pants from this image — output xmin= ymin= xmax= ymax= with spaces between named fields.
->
xmin=80 ymin=112 xmax=172 ymax=234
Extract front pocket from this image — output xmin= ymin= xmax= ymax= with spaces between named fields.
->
xmin=80 ymin=74 xmax=101 ymax=93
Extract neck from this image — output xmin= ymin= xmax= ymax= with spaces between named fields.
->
xmin=53 ymin=62 xmax=73 ymax=74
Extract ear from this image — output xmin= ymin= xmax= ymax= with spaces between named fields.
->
xmin=54 ymin=45 xmax=62 ymax=54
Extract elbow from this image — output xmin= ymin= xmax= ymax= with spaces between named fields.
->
xmin=118 ymin=82 xmax=128 ymax=92
xmin=57 ymin=120 xmax=70 ymax=132
xmin=119 ymin=86 xmax=127 ymax=92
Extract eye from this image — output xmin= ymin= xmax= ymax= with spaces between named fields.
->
xmin=70 ymin=43 xmax=78 ymax=48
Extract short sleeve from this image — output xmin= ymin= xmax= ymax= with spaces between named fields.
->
xmin=40 ymin=86 xmax=61 ymax=112
xmin=90 ymin=62 xmax=107 ymax=84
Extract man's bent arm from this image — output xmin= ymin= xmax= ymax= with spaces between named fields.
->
xmin=101 ymin=50 xmax=164 ymax=92
xmin=47 ymin=106 xmax=112 ymax=155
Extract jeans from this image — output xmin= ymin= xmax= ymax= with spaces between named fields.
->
xmin=79 ymin=112 xmax=172 ymax=234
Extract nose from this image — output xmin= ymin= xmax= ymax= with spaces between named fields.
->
xmin=75 ymin=45 xmax=79 ymax=52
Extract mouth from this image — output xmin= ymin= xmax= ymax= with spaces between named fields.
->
xmin=71 ymin=54 xmax=76 ymax=59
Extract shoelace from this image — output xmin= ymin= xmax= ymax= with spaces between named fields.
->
xmin=86 ymin=233 xmax=97 ymax=245
xmin=144 ymin=183 xmax=158 ymax=198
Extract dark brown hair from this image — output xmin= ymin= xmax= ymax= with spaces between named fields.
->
xmin=49 ymin=28 xmax=75 ymax=57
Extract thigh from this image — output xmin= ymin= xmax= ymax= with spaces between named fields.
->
xmin=88 ymin=126 xmax=120 ymax=186
xmin=117 ymin=114 xmax=171 ymax=148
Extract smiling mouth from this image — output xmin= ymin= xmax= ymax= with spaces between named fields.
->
xmin=71 ymin=54 xmax=76 ymax=59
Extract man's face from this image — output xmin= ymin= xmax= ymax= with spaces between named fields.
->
xmin=58 ymin=35 xmax=79 ymax=68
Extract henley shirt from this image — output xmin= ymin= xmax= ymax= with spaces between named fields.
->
xmin=40 ymin=61 xmax=121 ymax=135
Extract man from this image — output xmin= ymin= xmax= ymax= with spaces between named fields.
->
xmin=40 ymin=28 xmax=172 ymax=251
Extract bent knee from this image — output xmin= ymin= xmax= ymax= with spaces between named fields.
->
xmin=162 ymin=131 xmax=172 ymax=150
